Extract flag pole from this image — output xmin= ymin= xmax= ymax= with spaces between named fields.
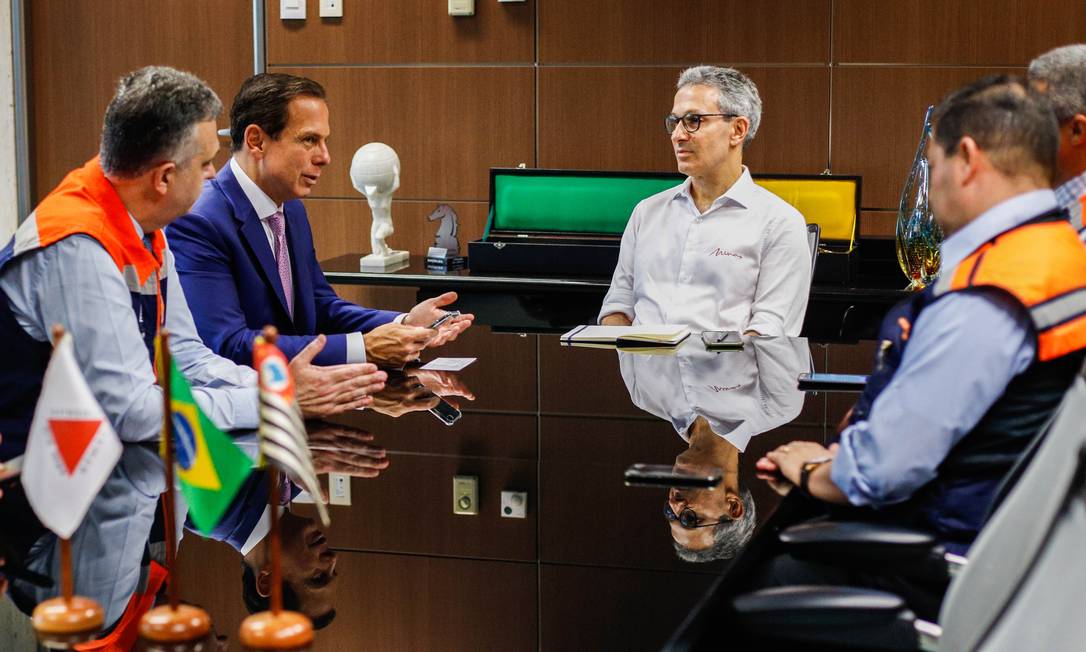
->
xmin=159 ymin=329 xmax=180 ymax=611
xmin=139 ymin=328 xmax=211 ymax=644
xmin=239 ymin=326 xmax=314 ymax=650
xmin=263 ymin=327 xmax=284 ymax=616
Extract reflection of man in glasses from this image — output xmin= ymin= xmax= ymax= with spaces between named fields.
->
xmin=619 ymin=336 xmax=809 ymax=562
xmin=665 ymin=416 xmax=756 ymax=563
xmin=599 ymin=65 xmax=810 ymax=335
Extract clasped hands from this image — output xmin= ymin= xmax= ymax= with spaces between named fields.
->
xmin=755 ymin=441 xmax=839 ymax=497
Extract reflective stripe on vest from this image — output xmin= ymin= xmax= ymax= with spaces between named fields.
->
xmin=933 ymin=219 xmax=1086 ymax=361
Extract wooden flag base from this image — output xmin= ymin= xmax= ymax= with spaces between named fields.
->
xmin=32 ymin=595 xmax=104 ymax=647
xmin=139 ymin=604 xmax=212 ymax=643
xmin=239 ymin=610 xmax=313 ymax=650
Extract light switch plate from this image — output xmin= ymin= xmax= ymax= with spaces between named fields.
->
xmin=448 ymin=0 xmax=475 ymax=16
xmin=453 ymin=475 xmax=478 ymax=515
xmin=280 ymin=0 xmax=306 ymax=20
xmin=500 ymin=491 xmax=527 ymax=518
xmin=319 ymin=0 xmax=343 ymax=18
xmin=329 ymin=473 xmax=351 ymax=506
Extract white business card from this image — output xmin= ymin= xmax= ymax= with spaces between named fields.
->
xmin=420 ymin=357 xmax=476 ymax=372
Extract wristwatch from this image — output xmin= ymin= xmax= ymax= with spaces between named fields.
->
xmin=799 ymin=456 xmax=833 ymax=496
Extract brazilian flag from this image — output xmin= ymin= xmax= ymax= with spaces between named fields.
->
xmin=164 ymin=354 xmax=253 ymax=535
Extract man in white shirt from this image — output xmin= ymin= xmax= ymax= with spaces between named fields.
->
xmin=1029 ymin=44 xmax=1086 ymax=235
xmin=599 ymin=66 xmax=811 ymax=336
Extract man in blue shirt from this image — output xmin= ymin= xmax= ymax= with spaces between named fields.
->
xmin=752 ymin=76 xmax=1086 ymax=616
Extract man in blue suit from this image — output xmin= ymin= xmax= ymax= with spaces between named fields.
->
xmin=169 ymin=73 xmax=472 ymax=368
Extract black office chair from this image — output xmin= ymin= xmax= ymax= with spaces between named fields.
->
xmin=728 ymin=360 xmax=1086 ymax=651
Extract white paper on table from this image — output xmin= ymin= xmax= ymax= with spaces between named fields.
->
xmin=420 ymin=357 xmax=477 ymax=371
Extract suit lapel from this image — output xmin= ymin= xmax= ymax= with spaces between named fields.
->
xmin=217 ymin=164 xmax=292 ymax=319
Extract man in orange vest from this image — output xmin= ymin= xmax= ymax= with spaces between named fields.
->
xmin=1029 ymin=44 xmax=1086 ymax=238
xmin=760 ymin=76 xmax=1086 ymax=540
xmin=752 ymin=76 xmax=1086 ymax=617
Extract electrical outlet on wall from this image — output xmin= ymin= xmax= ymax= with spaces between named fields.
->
xmin=448 ymin=0 xmax=475 ymax=16
xmin=280 ymin=0 xmax=306 ymax=20
xmin=319 ymin=0 xmax=343 ymax=18
xmin=329 ymin=473 xmax=351 ymax=506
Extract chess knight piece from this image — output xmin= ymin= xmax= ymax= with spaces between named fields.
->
xmin=425 ymin=204 xmax=467 ymax=272
xmin=350 ymin=143 xmax=410 ymax=272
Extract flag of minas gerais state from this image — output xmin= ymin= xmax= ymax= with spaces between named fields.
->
xmin=160 ymin=337 xmax=252 ymax=535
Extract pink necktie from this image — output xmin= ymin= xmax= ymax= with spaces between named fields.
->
xmin=267 ymin=211 xmax=294 ymax=318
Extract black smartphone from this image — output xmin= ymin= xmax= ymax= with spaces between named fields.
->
xmin=701 ymin=330 xmax=743 ymax=350
xmin=428 ymin=310 xmax=460 ymax=330
xmin=797 ymin=372 xmax=869 ymax=392
xmin=624 ymin=463 xmax=723 ymax=488
xmin=429 ymin=396 xmax=462 ymax=426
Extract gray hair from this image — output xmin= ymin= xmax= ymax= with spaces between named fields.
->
xmin=100 ymin=66 xmax=223 ymax=178
xmin=677 ymin=66 xmax=762 ymax=146
xmin=672 ymin=487 xmax=757 ymax=563
xmin=1028 ymin=44 xmax=1086 ymax=122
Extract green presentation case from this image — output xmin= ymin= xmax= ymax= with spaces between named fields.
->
xmin=468 ymin=168 xmax=861 ymax=281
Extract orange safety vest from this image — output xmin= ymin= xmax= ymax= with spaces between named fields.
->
xmin=932 ymin=216 xmax=1086 ymax=361
xmin=21 ymin=157 xmax=167 ymax=323
xmin=72 ymin=561 xmax=169 ymax=652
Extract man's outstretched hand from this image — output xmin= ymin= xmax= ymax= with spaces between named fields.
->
xmin=291 ymin=335 xmax=387 ymax=417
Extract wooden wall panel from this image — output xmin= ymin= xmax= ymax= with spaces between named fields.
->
xmin=307 ymin=453 xmax=537 ymax=560
xmin=861 ymin=210 xmax=898 ymax=239
xmin=28 ymin=0 xmax=252 ymax=201
xmin=539 ymin=338 xmax=647 ymax=417
xmin=831 ymin=66 xmax=1019 ymax=209
xmin=269 ymin=66 xmax=535 ymax=202
xmin=266 ymin=0 xmax=534 ymax=65
xmin=306 ymin=198 xmax=488 ymax=260
xmin=539 ymin=0 xmax=830 ymax=64
xmin=539 ymin=67 xmax=829 ymax=175
xmin=834 ymin=0 xmax=1086 ymax=65
xmin=540 ymin=565 xmax=715 ymax=651
xmin=318 ymin=553 xmax=535 ymax=652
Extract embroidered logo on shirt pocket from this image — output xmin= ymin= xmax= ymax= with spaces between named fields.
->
xmin=708 ymin=247 xmax=742 ymax=259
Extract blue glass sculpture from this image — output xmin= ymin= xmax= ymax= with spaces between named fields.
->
xmin=895 ymin=105 xmax=943 ymax=290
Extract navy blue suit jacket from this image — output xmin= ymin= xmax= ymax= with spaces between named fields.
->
xmin=167 ymin=164 xmax=398 ymax=366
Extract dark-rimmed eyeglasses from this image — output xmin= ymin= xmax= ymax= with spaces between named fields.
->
xmin=664 ymin=502 xmax=726 ymax=529
xmin=665 ymin=112 xmax=739 ymax=135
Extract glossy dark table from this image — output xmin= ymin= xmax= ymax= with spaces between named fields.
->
xmin=1 ymin=329 xmax=863 ymax=651
xmin=321 ymin=255 xmax=909 ymax=342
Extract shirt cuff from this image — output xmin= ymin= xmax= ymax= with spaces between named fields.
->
xmin=598 ymin=303 xmax=634 ymax=324
xmin=830 ymin=423 xmax=881 ymax=507
xmin=393 ymin=313 xmax=408 ymax=325
xmin=346 ymin=331 xmax=367 ymax=363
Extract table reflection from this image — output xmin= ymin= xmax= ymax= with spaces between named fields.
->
xmin=1 ymin=329 xmax=838 ymax=651
xmin=618 ymin=336 xmax=812 ymax=564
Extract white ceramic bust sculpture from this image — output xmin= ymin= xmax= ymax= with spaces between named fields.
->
xmin=350 ymin=142 xmax=409 ymax=271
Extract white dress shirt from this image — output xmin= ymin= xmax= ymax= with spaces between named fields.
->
xmin=599 ymin=168 xmax=811 ymax=336
xmin=230 ymin=158 xmax=368 ymax=362
xmin=619 ymin=336 xmax=810 ymax=452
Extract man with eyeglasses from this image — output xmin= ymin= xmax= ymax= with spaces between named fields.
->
xmin=1029 ymin=44 xmax=1086 ymax=239
xmin=598 ymin=66 xmax=811 ymax=336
